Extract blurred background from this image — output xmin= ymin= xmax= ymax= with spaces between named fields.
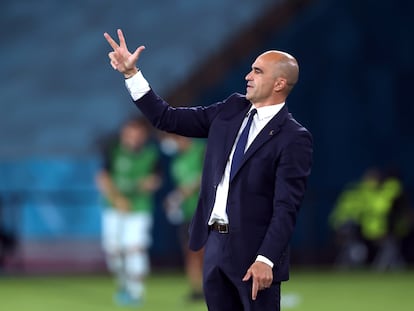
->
xmin=1 ymin=0 xmax=414 ymax=310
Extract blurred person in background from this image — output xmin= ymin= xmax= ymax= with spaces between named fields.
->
xmin=162 ymin=133 xmax=205 ymax=302
xmin=103 ymin=29 xmax=313 ymax=311
xmin=95 ymin=117 xmax=161 ymax=306
xmin=329 ymin=168 xmax=381 ymax=268
xmin=330 ymin=167 xmax=413 ymax=270
xmin=371 ymin=169 xmax=413 ymax=271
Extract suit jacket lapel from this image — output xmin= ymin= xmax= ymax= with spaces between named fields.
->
xmin=230 ymin=105 xmax=289 ymax=181
xmin=216 ymin=104 xmax=251 ymax=180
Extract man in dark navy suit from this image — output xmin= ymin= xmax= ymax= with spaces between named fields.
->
xmin=104 ymin=29 xmax=313 ymax=311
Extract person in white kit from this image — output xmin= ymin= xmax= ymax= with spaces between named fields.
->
xmin=96 ymin=118 xmax=161 ymax=306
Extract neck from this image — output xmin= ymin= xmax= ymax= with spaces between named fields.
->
xmin=252 ymin=99 xmax=285 ymax=108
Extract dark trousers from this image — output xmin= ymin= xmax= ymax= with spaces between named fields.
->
xmin=203 ymin=230 xmax=280 ymax=311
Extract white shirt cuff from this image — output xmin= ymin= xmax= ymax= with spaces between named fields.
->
xmin=125 ymin=70 xmax=151 ymax=101
xmin=256 ymin=255 xmax=274 ymax=268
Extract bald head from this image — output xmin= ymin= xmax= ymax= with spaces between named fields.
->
xmin=258 ymin=50 xmax=299 ymax=92
xmin=245 ymin=50 xmax=299 ymax=106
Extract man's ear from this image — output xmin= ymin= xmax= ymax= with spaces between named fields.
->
xmin=274 ymin=78 xmax=287 ymax=92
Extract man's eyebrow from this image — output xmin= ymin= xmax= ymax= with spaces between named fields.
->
xmin=252 ymin=66 xmax=263 ymax=73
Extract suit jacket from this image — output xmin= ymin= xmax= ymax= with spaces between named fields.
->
xmin=135 ymin=90 xmax=313 ymax=282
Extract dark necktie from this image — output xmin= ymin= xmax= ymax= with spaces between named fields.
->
xmin=230 ymin=108 xmax=257 ymax=180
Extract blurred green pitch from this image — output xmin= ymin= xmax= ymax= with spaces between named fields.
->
xmin=0 ymin=269 xmax=413 ymax=310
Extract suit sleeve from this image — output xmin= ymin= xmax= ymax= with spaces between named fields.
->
xmin=258 ymin=129 xmax=313 ymax=267
xmin=134 ymin=90 xmax=221 ymax=138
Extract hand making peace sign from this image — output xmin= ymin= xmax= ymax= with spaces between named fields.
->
xmin=104 ymin=29 xmax=145 ymax=79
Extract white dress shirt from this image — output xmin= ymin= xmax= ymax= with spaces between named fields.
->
xmin=125 ymin=70 xmax=151 ymax=100
xmin=125 ymin=72 xmax=285 ymax=268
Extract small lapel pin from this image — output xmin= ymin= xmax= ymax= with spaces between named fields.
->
xmin=269 ymin=130 xmax=275 ymax=136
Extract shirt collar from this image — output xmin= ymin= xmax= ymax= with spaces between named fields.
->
xmin=249 ymin=103 xmax=285 ymax=121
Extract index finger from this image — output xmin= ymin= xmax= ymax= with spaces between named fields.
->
xmin=251 ymin=278 xmax=259 ymax=301
xmin=104 ymin=32 xmax=119 ymax=50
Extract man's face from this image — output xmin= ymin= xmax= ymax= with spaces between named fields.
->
xmin=245 ymin=55 xmax=277 ymax=103
xmin=121 ymin=124 xmax=148 ymax=151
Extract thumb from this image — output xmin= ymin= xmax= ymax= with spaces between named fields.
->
xmin=132 ymin=45 xmax=146 ymax=61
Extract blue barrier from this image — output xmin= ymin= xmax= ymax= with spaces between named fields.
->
xmin=0 ymin=158 xmax=102 ymax=239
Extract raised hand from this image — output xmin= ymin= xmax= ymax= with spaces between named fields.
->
xmin=104 ymin=29 xmax=146 ymax=78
